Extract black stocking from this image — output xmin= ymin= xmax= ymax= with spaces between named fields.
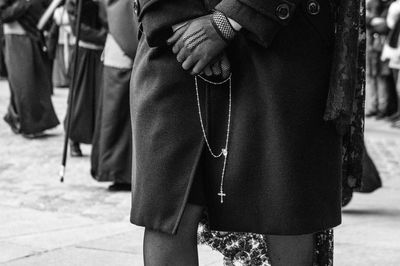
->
xmin=266 ymin=233 xmax=315 ymax=266
xmin=143 ymin=204 xmax=204 ymax=266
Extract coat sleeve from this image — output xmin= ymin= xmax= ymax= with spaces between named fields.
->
xmin=215 ymin=0 xmax=302 ymax=48
xmin=137 ymin=0 xmax=207 ymax=47
xmin=0 ymin=0 xmax=30 ymax=23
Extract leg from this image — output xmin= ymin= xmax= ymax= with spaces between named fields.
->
xmin=376 ymin=74 xmax=390 ymax=117
xmin=393 ymin=77 xmax=400 ymax=127
xmin=387 ymin=70 xmax=400 ymax=120
xmin=108 ymin=183 xmax=131 ymax=191
xmin=376 ymin=60 xmax=393 ymax=117
xmin=143 ymin=203 xmax=204 ymax=266
xmin=266 ymin=233 xmax=315 ymax=266
xmin=70 ymin=140 xmax=83 ymax=157
xmin=396 ymin=71 xmax=400 ymax=115
xmin=365 ymin=74 xmax=379 ymax=116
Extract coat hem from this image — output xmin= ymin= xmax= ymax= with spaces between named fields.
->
xmin=171 ymin=140 xmax=205 ymax=235
xmin=208 ymin=218 xmax=342 ymax=236
xmin=130 ymin=140 xmax=206 ymax=236
xmin=130 ymin=217 xmax=341 ymax=236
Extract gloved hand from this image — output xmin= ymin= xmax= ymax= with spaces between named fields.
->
xmin=202 ymin=52 xmax=231 ymax=80
xmin=167 ymin=14 xmax=228 ymax=76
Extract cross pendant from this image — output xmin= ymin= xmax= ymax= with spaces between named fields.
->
xmin=218 ymin=190 xmax=226 ymax=203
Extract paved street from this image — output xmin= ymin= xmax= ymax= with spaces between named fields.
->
xmin=0 ymin=80 xmax=400 ymax=265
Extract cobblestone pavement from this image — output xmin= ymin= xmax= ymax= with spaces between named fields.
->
xmin=0 ymin=80 xmax=400 ymax=265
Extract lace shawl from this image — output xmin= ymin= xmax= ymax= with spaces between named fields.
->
xmin=324 ymin=0 xmax=365 ymax=134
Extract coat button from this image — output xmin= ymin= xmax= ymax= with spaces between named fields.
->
xmin=307 ymin=0 xmax=320 ymax=15
xmin=276 ymin=3 xmax=291 ymax=20
xmin=133 ymin=0 xmax=139 ymax=15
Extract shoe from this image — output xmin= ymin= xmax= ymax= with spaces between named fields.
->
xmin=3 ymin=115 xmax=20 ymax=134
xmin=386 ymin=112 xmax=400 ymax=122
xmin=342 ymin=188 xmax=353 ymax=207
xmin=392 ymin=120 xmax=400 ymax=128
xmin=22 ymin=132 xmax=45 ymax=139
xmin=375 ymin=112 xmax=390 ymax=120
xmin=70 ymin=141 xmax=83 ymax=157
xmin=108 ymin=183 xmax=131 ymax=191
xmin=365 ymin=111 xmax=378 ymax=118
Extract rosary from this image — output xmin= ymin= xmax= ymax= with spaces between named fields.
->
xmin=189 ymin=10 xmax=237 ymax=204
xmin=194 ymin=74 xmax=232 ymax=203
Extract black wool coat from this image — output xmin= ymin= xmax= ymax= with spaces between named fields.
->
xmin=130 ymin=0 xmax=343 ymax=235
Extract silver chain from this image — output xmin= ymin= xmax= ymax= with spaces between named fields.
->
xmin=194 ymin=74 xmax=232 ymax=203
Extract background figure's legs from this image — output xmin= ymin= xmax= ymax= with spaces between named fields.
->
xmin=383 ymin=69 xmax=399 ymax=121
xmin=393 ymin=72 xmax=400 ymax=127
xmin=143 ymin=204 xmax=204 ymax=266
xmin=266 ymin=234 xmax=314 ymax=266
xmin=365 ymin=74 xmax=379 ymax=116
xmin=376 ymin=74 xmax=390 ymax=116
xmin=69 ymin=140 xmax=83 ymax=157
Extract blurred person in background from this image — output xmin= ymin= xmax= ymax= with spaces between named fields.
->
xmin=366 ymin=0 xmax=396 ymax=119
xmin=385 ymin=0 xmax=400 ymax=127
xmin=0 ymin=21 xmax=7 ymax=78
xmin=90 ymin=0 xmax=137 ymax=191
xmin=50 ymin=1 xmax=74 ymax=88
xmin=65 ymin=0 xmax=106 ymax=156
xmin=0 ymin=0 xmax=59 ymax=138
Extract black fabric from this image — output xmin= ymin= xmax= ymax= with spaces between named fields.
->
xmin=66 ymin=0 xmax=107 ymax=45
xmin=91 ymin=66 xmax=132 ymax=184
xmin=0 ymin=23 xmax=7 ymax=77
xmin=67 ymin=47 xmax=102 ymax=144
xmin=0 ymin=0 xmax=54 ymax=66
xmin=138 ymin=0 xmax=208 ymax=47
xmin=357 ymin=148 xmax=382 ymax=193
xmin=388 ymin=18 xmax=400 ymax=48
xmin=0 ymin=0 xmax=50 ymax=46
xmin=187 ymin=150 xmax=207 ymax=206
xmin=3 ymin=34 xmax=59 ymax=134
xmin=46 ymin=23 xmax=59 ymax=60
xmin=130 ymin=0 xmax=342 ymax=235
xmin=0 ymin=0 xmax=30 ymax=22
xmin=198 ymin=1 xmax=365 ymax=264
xmin=137 ymin=0 xmax=302 ymax=48
xmin=216 ymin=0 xmax=297 ymax=48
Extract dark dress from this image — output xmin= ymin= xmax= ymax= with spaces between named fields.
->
xmin=1 ymin=0 xmax=59 ymax=135
xmin=131 ymin=0 xmax=343 ymax=236
xmin=66 ymin=0 xmax=106 ymax=144
xmin=0 ymin=22 xmax=6 ymax=78
xmin=91 ymin=66 xmax=133 ymax=183
xmin=90 ymin=0 xmax=137 ymax=184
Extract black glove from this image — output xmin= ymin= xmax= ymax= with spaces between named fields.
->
xmin=167 ymin=14 xmax=229 ymax=75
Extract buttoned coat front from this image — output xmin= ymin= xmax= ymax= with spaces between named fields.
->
xmin=130 ymin=0 xmax=343 ymax=235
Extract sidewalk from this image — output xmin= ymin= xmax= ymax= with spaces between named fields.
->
xmin=1 ymin=82 xmax=399 ymax=265
xmin=0 ymin=83 xmax=223 ymax=266
xmin=335 ymin=118 xmax=400 ymax=265
xmin=0 ymin=205 xmax=222 ymax=266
